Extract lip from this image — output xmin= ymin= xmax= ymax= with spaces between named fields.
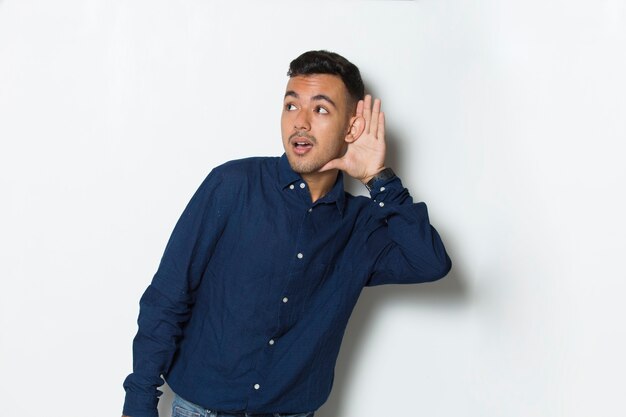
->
xmin=291 ymin=136 xmax=314 ymax=155
xmin=291 ymin=137 xmax=313 ymax=146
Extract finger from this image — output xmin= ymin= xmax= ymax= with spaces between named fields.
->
xmin=370 ymin=98 xmax=381 ymax=138
xmin=363 ymin=95 xmax=372 ymax=134
xmin=377 ymin=111 xmax=385 ymax=141
xmin=355 ymin=99 xmax=364 ymax=118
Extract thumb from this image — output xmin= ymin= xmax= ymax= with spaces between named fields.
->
xmin=319 ymin=157 xmax=344 ymax=173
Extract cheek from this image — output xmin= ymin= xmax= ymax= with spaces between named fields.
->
xmin=280 ymin=114 xmax=290 ymax=135
xmin=316 ymin=118 xmax=339 ymax=137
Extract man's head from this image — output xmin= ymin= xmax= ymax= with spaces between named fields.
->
xmin=281 ymin=50 xmax=366 ymax=175
xmin=287 ymin=50 xmax=365 ymax=112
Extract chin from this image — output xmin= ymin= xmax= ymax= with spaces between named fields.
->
xmin=287 ymin=155 xmax=323 ymax=175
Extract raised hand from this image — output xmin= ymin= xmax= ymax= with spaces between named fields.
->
xmin=320 ymin=94 xmax=387 ymax=184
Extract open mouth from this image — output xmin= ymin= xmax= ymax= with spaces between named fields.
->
xmin=294 ymin=140 xmax=312 ymax=148
xmin=291 ymin=137 xmax=314 ymax=155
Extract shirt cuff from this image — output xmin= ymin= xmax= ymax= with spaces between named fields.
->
xmin=123 ymin=391 xmax=160 ymax=417
xmin=368 ymin=175 xmax=403 ymax=201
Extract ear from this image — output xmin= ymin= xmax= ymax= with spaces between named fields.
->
xmin=344 ymin=115 xmax=365 ymax=143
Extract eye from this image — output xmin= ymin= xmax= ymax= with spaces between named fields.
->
xmin=285 ymin=103 xmax=297 ymax=111
xmin=316 ymin=106 xmax=329 ymax=114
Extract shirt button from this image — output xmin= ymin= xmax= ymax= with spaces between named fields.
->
xmin=297 ymin=252 xmax=303 ymax=259
xmin=269 ymin=339 xmax=275 ymax=345
xmin=300 ymin=183 xmax=306 ymax=189
xmin=308 ymin=208 xmax=313 ymax=213
xmin=282 ymin=296 xmax=288 ymax=303
xmin=380 ymin=186 xmax=386 ymax=192
xmin=289 ymin=184 xmax=295 ymax=190
xmin=379 ymin=202 xmax=385 ymax=207
xmin=254 ymin=383 xmax=260 ymax=390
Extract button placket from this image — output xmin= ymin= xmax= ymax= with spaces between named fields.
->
xmin=254 ymin=181 xmax=319 ymax=406
xmin=274 ymin=195 xmax=313 ymax=364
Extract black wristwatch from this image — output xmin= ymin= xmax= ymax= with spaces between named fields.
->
xmin=364 ymin=168 xmax=395 ymax=192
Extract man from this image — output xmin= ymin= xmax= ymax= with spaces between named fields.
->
xmin=122 ymin=50 xmax=451 ymax=417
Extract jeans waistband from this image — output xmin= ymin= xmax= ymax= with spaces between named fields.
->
xmin=172 ymin=392 xmax=314 ymax=417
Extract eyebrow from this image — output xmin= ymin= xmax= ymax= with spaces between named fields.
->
xmin=284 ymin=91 xmax=337 ymax=108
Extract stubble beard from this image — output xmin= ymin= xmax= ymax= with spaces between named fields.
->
xmin=288 ymin=156 xmax=324 ymax=175
xmin=286 ymin=131 xmax=322 ymax=174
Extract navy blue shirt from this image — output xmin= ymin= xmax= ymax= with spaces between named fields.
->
xmin=123 ymin=154 xmax=451 ymax=417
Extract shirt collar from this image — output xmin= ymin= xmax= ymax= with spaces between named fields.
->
xmin=278 ymin=153 xmax=346 ymax=215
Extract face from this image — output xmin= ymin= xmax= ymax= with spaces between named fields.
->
xmin=281 ymin=74 xmax=354 ymax=175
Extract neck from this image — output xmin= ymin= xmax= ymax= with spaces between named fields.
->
xmin=301 ymin=169 xmax=339 ymax=202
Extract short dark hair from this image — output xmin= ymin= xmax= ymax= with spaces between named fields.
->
xmin=287 ymin=50 xmax=365 ymax=106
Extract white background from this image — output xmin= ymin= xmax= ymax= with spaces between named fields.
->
xmin=1 ymin=1 xmax=625 ymax=416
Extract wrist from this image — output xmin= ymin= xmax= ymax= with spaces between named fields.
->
xmin=360 ymin=167 xmax=387 ymax=185
xmin=363 ymin=167 xmax=395 ymax=192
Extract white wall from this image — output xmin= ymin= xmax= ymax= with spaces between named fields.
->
xmin=1 ymin=1 xmax=625 ymax=416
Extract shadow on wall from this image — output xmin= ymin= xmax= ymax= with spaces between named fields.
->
xmin=318 ymin=265 xmax=466 ymax=417
xmin=158 ymin=383 xmax=175 ymax=416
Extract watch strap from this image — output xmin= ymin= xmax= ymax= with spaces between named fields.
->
xmin=365 ymin=168 xmax=395 ymax=192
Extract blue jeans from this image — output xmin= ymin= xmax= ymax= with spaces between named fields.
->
xmin=172 ymin=393 xmax=315 ymax=417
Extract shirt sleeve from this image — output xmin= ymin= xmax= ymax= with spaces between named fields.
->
xmin=122 ymin=169 xmax=228 ymax=417
xmin=364 ymin=175 xmax=452 ymax=287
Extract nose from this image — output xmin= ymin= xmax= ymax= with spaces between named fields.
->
xmin=294 ymin=109 xmax=311 ymax=131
